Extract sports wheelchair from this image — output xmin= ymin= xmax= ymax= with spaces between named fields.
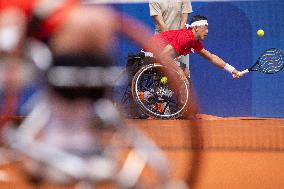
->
xmin=113 ymin=52 xmax=191 ymax=119
xmin=1 ymin=41 xmax=191 ymax=188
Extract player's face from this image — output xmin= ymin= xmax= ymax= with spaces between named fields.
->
xmin=197 ymin=25 xmax=208 ymax=40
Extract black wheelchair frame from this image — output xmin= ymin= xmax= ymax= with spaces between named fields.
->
xmin=113 ymin=52 xmax=191 ymax=119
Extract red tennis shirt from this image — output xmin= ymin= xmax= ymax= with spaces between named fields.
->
xmin=147 ymin=29 xmax=204 ymax=56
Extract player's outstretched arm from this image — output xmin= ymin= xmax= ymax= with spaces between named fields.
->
xmin=198 ymin=49 xmax=241 ymax=79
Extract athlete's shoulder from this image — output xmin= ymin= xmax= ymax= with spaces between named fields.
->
xmin=185 ymin=28 xmax=194 ymax=34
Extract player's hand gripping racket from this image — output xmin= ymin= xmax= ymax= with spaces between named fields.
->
xmin=239 ymin=48 xmax=284 ymax=76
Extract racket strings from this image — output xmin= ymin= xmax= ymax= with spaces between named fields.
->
xmin=258 ymin=48 xmax=284 ymax=74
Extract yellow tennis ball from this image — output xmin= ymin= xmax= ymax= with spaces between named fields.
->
xmin=160 ymin=76 xmax=168 ymax=84
xmin=257 ymin=29 xmax=264 ymax=37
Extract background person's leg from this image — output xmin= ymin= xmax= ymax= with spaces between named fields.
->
xmin=177 ymin=54 xmax=190 ymax=78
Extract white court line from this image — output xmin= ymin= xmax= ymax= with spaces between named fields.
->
xmin=83 ymin=0 xmax=264 ymax=4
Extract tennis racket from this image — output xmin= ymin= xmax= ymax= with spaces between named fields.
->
xmin=240 ymin=48 xmax=284 ymax=76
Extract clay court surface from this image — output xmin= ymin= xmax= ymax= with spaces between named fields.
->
xmin=1 ymin=116 xmax=284 ymax=188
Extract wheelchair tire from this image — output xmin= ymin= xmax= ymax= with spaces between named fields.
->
xmin=131 ymin=63 xmax=190 ymax=119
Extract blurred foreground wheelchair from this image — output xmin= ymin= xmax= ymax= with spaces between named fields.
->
xmin=0 ymin=40 xmax=189 ymax=189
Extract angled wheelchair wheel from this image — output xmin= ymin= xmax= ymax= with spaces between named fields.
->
xmin=131 ymin=63 xmax=190 ymax=119
xmin=112 ymin=68 xmax=148 ymax=119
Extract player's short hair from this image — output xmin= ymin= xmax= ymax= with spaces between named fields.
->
xmin=189 ymin=15 xmax=208 ymax=25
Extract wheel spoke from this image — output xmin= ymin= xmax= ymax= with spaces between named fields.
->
xmin=132 ymin=64 xmax=190 ymax=119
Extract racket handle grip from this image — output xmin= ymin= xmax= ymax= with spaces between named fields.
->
xmin=239 ymin=69 xmax=249 ymax=76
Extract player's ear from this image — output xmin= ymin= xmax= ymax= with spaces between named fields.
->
xmin=193 ymin=26 xmax=198 ymax=32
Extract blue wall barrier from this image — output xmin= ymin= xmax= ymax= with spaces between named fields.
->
xmin=113 ymin=0 xmax=284 ymax=118
xmin=9 ymin=1 xmax=284 ymax=118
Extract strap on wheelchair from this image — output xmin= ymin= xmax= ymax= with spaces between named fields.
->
xmin=126 ymin=51 xmax=155 ymax=77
